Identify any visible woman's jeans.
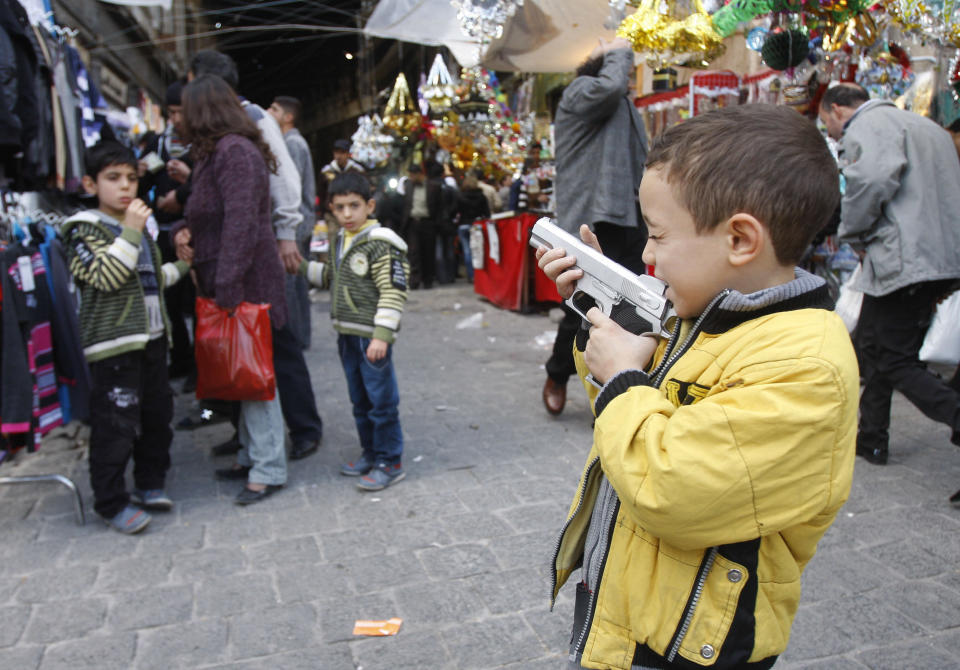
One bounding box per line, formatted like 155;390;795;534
236;393;286;485
337;334;403;466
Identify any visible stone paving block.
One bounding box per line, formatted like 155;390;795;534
15;565;97;603
38;632;136;670
932;627;960;656
275;561;355;605
318;528;388;563
348;551;431;595
466;567;549;616
497;501;567;534
136;618;228;670
523;604;573;656
134;522;205;555
455;483;523;512
203;514;273;547
351;630;453;670
0;604;30;647
874;580;960;631
62;532;139;565
778;657;870;670
171;547;247;582
228;602;317;659
315;591;399;644
441;511;514;543
781;602;861;662
0;540;68;577
201;644;354;670
812;597;925;650
374;518;454;553
247;536;321;570
108;584;193;631
392;578;487;632
0;644;42;670
94;555;172;593
855;640;959;670
23;598;106;644
416;543;500;581
175;495;245;525
0;519;42;553
444;613;546;669
800;548;899;603
234;486;308;515
869;537;955;580
487;529;557;570
0;576;22;604
266;501;338;537
195;573;277;618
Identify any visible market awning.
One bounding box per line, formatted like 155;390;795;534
364;0;617;72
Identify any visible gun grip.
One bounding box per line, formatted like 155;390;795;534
610;300;655;335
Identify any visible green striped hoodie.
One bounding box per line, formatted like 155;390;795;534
61;211;189;362
301;221;409;343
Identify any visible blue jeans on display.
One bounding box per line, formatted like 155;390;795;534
337;334;403;466
236;393;286;486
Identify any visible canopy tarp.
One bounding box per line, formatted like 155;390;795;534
364;0;616;72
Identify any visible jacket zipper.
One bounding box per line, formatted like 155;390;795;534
667;547;719;662
550;457;601;610
572;497;621;657
652;290;729;387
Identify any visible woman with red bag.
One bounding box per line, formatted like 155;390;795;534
174;75;288;505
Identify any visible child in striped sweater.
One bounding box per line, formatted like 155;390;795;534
63;142;190;534
301;172;410;491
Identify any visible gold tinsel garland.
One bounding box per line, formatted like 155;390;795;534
617;0;726;68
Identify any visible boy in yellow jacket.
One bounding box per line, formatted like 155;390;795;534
537;105;858;670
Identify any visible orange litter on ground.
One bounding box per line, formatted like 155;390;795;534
353;617;403;636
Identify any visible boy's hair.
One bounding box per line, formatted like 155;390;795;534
273;96;302;124
329;172;372;202
646;105;839;265
85;141;137;179
819;83;869;112
189;50;239;91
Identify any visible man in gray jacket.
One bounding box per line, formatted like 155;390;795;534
820;83;960;470
542;37;648;416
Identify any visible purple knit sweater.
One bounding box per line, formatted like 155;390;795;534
180;134;287;328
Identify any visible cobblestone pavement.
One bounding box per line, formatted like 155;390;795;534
1;282;959;670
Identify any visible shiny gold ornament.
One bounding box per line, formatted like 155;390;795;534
617;0;726;68
382;73;422;135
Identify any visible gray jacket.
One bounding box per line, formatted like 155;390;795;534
242;101;303;242
839;100;960;296
553;48;648;233
284;127;318;246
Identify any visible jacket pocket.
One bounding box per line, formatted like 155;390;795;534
115;295;134;327
341;285;360;313
675;553;748;666
864;218;902;282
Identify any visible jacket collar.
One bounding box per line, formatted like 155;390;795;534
843;98;893;133
700;268;833;334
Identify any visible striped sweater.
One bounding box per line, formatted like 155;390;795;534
61;211;189;362
301;221;409;343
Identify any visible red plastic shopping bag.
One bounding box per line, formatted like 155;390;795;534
194;298;276;401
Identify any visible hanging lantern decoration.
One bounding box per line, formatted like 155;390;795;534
617;0;726;68
350;114;393;168
761;27;810;70
884;0;960;47
382;73;422;136
451;0;524;41
420;54;457;114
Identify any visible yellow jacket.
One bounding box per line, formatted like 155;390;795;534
553;281;858;669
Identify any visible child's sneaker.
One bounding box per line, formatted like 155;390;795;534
356;463;405;491
130;489;174;511
340;453;375;477
103;505;151;534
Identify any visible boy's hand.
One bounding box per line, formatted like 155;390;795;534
166;159;191;184
534;224;602;299
366;338;388;362
583;307;659;385
157;190;182;214
123;199;152;233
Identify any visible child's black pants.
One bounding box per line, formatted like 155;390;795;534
88;338;173;518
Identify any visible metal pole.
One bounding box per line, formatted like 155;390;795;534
0;474;86;526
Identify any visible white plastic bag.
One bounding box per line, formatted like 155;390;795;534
919;291;960;366
834;264;863;333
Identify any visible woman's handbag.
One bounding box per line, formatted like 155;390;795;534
919;290;960;366
194;298;276;401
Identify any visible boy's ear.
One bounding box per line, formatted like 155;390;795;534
365;198;377;215
723;213;765;267
81;175;98;197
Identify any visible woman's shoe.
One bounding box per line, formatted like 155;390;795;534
234;484;283;505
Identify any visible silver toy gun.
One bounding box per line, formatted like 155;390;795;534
529;217;676;339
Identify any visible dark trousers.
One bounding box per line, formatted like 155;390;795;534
157;230;195;374
406;218;437;288
857;280;960;449
546;221;649;384
337;334;403;465
272;320;323;443
88;338;173;518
